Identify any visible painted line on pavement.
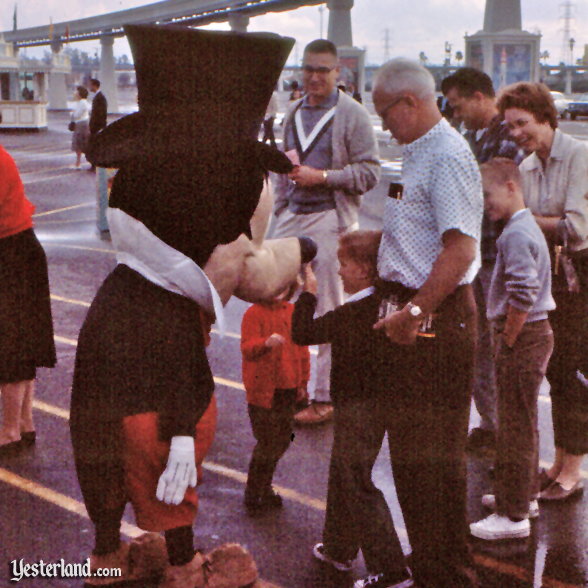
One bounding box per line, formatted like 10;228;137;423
34;202;94;218
0;467;284;587
28;395;588;588
0;467;144;539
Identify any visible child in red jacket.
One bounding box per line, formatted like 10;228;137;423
241;281;310;514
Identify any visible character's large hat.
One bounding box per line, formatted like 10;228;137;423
87;24;295;267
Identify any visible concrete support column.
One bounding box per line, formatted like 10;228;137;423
327;0;353;48
48;42;68;110
99;35;119;114
565;69;573;95
229;13;250;33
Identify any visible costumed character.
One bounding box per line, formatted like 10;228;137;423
70;24;315;588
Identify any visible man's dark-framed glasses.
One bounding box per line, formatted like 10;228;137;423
303;65;337;75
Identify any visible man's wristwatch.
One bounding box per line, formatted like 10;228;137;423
404;301;424;319
322;170;328;183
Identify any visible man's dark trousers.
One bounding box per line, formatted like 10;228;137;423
381;284;478;588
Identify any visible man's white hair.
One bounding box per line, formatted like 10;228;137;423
375;58;435;100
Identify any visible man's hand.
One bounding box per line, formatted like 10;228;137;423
265;333;286;348
302;264;318;295
156;436;197;505
288;165;327;188
374;307;420;345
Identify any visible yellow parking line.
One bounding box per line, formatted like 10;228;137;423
34;203;94;218
0;467;143;539
51;294;91;307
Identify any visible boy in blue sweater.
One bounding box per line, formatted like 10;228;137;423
470;158;555;541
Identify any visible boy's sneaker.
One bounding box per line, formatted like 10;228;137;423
312;543;352;572
481;494;539;519
470;513;530;541
353;570;414;588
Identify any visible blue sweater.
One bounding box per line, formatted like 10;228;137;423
487;208;556;322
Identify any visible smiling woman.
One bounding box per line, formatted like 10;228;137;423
498;81;588;503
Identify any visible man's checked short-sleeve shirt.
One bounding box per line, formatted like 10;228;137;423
378;117;483;289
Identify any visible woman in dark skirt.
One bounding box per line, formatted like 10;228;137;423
0;144;56;454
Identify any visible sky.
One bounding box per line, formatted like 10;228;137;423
1;0;585;66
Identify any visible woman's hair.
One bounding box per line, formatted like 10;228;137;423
77;86;89;99
338;230;383;279
497;82;558;129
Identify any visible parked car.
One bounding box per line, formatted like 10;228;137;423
567;93;588;120
550;91;570;119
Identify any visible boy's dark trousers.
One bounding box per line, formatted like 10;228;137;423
493;319;554;519
322;396;407;579
246;388;297;499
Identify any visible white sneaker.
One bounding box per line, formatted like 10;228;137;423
481;494;539;519
470;513;530;540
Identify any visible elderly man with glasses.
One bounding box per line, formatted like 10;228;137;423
273;38;380;426
372;58;483;588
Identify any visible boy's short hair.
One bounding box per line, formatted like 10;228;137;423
480;157;522;189
338;230;382;279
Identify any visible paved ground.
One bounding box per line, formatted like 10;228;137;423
0;106;587;588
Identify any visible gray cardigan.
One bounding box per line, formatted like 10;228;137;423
274;90;380;230
487;208;556;323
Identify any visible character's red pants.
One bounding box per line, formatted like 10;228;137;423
122;395;217;531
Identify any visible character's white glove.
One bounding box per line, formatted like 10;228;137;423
156;436;197;505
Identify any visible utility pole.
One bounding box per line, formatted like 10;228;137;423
560;1;575;65
319;4;325;39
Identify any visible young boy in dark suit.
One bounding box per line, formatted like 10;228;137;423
292;230;413;588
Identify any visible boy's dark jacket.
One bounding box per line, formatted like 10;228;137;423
292;292;393;404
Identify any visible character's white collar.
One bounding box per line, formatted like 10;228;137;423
107;208;225;334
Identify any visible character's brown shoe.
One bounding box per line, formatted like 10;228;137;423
293;402;333;426
159;552;206;588
85;542;130;585
128;533;169;582
200;543;259;588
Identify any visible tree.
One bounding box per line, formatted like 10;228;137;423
541;50;550;66
418;51;428;65
455;50;463;66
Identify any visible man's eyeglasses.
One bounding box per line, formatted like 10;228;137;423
378;95;407;120
302;65;337;75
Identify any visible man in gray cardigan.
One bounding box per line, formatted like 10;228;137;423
273;39;380;425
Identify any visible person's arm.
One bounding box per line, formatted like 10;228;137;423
499;229;539;346
531;144;588;247
291;266;338;346
374;229;477;344
289;100;380;195
241;307;274;360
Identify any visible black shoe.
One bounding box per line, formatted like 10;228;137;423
244;488;283;515
466;427;496;452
